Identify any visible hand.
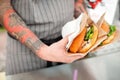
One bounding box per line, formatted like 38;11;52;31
36;36;85;63
74;0;87;18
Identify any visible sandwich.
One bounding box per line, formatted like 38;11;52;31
69;16;99;53
100;20;116;45
97;13;117;46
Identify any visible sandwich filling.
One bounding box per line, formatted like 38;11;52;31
78;24;98;53
100;25;116;46
84;26;94;41
81;25;94;48
107;25;116;37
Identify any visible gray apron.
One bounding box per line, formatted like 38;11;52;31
6;0;74;75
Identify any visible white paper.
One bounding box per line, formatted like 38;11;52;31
86;0;118;24
61;13;109;55
86;3;106;23
62;13;84;50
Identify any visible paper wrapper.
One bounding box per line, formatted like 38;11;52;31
91;14;120;53
86;3;106;23
62;13;88;50
62;13;109;56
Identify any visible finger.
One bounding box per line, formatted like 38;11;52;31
66;51;87;56
79;4;87;14
58;34;71;46
67;53;85;56
65;55;85;63
74;10;81;18
71;54;85;59
59;37;68;46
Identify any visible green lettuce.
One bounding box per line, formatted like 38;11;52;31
107;25;116;37
84;26;94;41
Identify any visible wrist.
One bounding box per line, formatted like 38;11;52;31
35;43;49;58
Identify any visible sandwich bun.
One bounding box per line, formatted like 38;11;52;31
78;24;98;53
69;23;98;53
69;27;87;53
101;20;116;45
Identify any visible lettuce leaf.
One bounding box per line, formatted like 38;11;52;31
84;26;94;41
107;25;116;37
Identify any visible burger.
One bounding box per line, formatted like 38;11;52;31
69;17;99;53
99;20;116;46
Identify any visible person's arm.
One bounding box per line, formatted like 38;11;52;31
74;0;87;18
0;0;84;63
0;0;44;54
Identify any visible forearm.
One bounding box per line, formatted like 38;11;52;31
0;0;46;54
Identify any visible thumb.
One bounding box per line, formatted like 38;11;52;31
79;4;87;14
58;36;69;46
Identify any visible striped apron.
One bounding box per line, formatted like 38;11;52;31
6;0;74;75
